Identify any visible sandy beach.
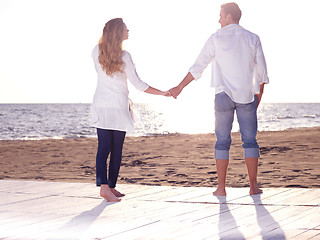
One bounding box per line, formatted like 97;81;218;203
0;127;319;189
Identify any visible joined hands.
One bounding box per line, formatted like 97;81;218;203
162;90;172;97
167;72;194;99
160;86;182;99
161;87;182;99
168;86;183;99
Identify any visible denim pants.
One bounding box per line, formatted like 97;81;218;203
214;92;259;160
96;128;126;187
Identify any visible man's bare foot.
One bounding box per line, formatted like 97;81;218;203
213;188;227;196
110;188;125;197
100;186;121;202
249;187;263;195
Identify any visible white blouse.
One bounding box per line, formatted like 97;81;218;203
91;45;149;132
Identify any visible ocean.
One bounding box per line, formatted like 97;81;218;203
0;103;320;140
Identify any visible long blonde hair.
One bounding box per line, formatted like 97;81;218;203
98;18;125;75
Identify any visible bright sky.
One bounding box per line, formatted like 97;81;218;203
0;0;320;104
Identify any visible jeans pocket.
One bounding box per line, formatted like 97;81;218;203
215;92;234;112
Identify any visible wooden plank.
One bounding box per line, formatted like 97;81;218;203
119;185;176;200
189;187;261;204
159;188;214;203
279;188;320;206
1;215;74;239
131;186;196;201
244;206;315;239
167;204;222;223
253;188;311;206
225;187;291;205
0;180;320;240
0;198;102;236
283;208;320;230
290;229;320;239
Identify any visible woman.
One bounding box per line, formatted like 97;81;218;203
91;18;170;202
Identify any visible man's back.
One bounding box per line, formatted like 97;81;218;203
189;24;268;104
211;24;262;103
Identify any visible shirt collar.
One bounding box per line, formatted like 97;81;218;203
223;24;241;29
217;24;243;33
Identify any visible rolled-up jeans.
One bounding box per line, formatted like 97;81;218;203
214;92;259;160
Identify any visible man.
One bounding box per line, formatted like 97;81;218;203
169;2;269;196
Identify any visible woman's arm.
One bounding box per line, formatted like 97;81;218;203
144;87;171;96
123;52;170;97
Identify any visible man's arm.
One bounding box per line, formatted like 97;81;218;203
254;37;269;108
169;37;215;99
256;83;265;108
169;72;194;99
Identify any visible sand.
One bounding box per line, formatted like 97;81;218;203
0;127;319;188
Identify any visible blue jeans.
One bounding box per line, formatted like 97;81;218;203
96;128;126;188
214;92;259;160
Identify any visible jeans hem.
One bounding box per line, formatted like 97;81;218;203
244;148;260;158
215;150;229;160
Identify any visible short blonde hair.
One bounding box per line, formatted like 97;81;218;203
221;2;242;23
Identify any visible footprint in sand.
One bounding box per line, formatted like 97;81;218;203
35;176;46;180
260;146;292;154
121;177;144;183
84;170;94;175
285;184;308;188
174;173;187;177
132;160;147;166
122;160;147;167
80;165;92;169
167;180;177;184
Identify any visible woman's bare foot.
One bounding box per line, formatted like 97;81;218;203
110;188;125;197
100;185;121;202
249;187;263;195
213;188;227;196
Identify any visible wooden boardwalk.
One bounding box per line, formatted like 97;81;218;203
0;180;319;240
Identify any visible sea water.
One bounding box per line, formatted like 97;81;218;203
0;103;319;140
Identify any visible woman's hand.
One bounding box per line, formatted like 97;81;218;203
163;91;172;97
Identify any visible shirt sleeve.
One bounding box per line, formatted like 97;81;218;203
92;45;100;73
189;36;215;80
255;37;269;85
123;51;150;92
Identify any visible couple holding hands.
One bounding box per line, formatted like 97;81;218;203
91;2;269;202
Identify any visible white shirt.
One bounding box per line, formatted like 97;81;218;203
189;24;269;104
91;45;149;132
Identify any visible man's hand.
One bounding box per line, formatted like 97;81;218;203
169;86;183;99
256;83;265;108
256;93;262;108
169;72;195;99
